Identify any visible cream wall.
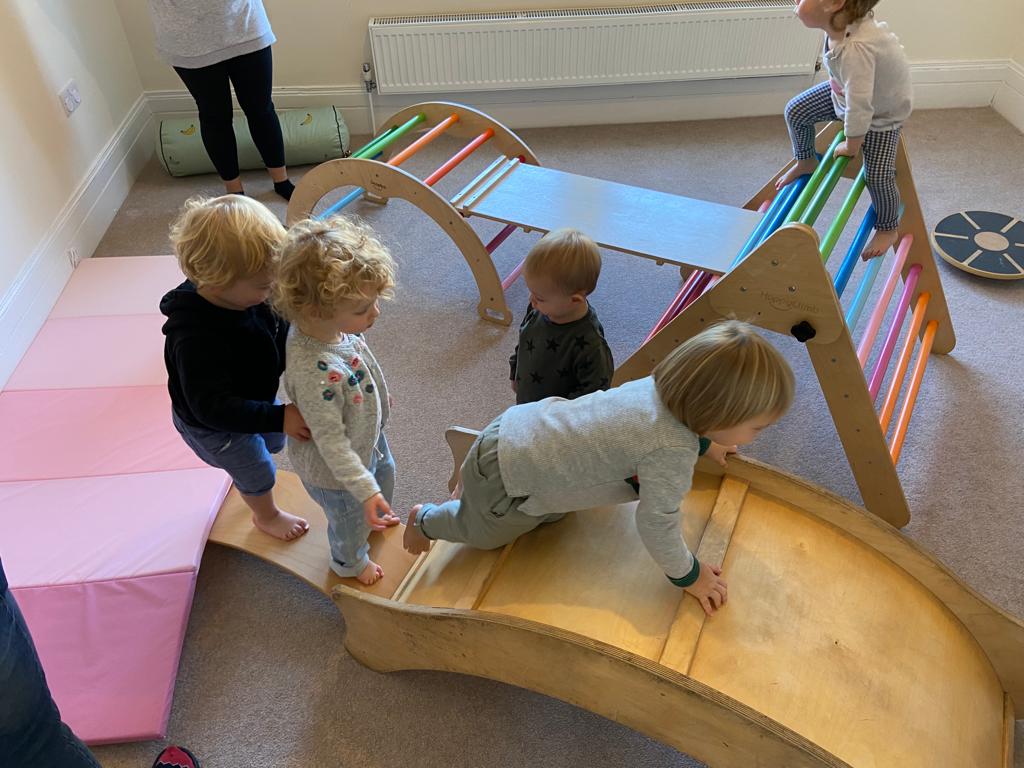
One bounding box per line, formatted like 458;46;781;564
0;0;145;381
115;0;1019;94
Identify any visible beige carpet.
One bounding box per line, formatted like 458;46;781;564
90;107;1024;767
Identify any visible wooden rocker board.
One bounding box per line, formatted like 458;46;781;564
931;211;1024;280
453;160;762;275
207;448;1023;767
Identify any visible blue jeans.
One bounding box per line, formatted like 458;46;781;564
0;560;100;768
302;433;395;578
173;410;285;496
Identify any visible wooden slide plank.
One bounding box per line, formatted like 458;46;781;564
659;476;748;674
209;470;417;600
456;162;760;275
688;490;1005;768
476;474;721;660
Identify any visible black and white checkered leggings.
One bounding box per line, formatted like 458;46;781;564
784;81;902;231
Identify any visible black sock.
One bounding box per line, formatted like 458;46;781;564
274;179;295;201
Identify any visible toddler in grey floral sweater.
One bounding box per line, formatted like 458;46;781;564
276;217;398;585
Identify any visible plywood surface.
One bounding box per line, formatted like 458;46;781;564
687;490;1005;768
475;474;721;660
458;162;760;274
209;470;417;600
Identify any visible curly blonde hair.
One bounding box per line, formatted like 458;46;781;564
524;228;602;295
170;195;286;288
274;216;396;321
653;320;795;434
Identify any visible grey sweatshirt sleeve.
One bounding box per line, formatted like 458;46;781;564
289;371;380;502
839;43;878;138
633;447;697;581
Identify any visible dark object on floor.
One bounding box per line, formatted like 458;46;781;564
152;745;201;768
931;210;1024;279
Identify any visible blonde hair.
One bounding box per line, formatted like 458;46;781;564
523;228;602;295
170;195;285;288
274;216;396;321
653;320;794;434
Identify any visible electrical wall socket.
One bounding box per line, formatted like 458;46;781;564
58;80;82;117
66;248;81;268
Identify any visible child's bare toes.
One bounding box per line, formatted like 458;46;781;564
357;561;384;585
253;510;309;542
862;229;899;260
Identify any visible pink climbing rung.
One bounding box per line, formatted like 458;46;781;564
501;260;526;291
856;234;913;367
867;263;923;400
644;271;702;343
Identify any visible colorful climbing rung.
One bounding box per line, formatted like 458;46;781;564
784;132;845;224
889;320;939;463
868;263;923;400
389;114;459;166
879;291;931;432
820;167;866;263
834;206;877;298
424;129;496;187
799;154;852;227
319;113;429;218
855;235;913;366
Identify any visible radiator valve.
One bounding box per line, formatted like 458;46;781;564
362;63;377;93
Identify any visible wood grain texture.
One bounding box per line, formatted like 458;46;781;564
332;587;848;768
288;158;512;325
659;476;748;675
209;470;417;599
457;162;760;274
689;490;1004;768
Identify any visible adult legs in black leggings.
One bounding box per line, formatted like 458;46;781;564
174;46;291;197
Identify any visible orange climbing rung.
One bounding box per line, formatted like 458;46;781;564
889;319;939;464
389;114;459;167
879;292;930;432
424;129;495;187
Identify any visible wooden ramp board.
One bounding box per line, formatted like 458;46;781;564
330;458;1023;768
208;470;418;600
453;161;762;274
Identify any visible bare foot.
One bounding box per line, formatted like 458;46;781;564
357;560;384;585
252;509;309;541
776;158;817;190
863;228;899;260
403;505;432;554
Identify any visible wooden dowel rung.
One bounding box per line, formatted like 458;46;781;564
889;319;939;463
879;292;930;432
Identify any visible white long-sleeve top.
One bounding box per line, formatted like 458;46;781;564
823;16;913;137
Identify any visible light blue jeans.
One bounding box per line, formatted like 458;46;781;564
302;433;395;578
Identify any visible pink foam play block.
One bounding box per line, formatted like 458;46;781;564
49;256;183;319
0;386;205;482
13;571;200;744
5;315;166;391
0;469;229;588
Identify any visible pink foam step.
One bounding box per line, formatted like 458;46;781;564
0;469;229;588
50;256;183;318
13;571;200;744
5;314;166;391
0;386;205;482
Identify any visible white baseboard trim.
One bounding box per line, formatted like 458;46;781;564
147;58;1015;134
0;94;154;387
993;59;1024;133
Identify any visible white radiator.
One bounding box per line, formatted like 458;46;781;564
368;2;821;94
